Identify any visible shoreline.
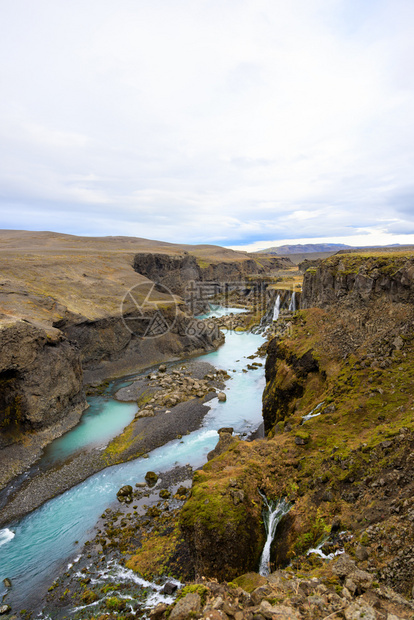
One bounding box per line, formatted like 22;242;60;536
0;360;223;528
0;334;225;496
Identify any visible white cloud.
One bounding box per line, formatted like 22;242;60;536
1;0;414;245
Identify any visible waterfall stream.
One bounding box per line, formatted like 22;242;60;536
288;291;296;312
258;495;291;576
272;294;281;321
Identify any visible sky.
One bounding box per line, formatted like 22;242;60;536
1;0;414;251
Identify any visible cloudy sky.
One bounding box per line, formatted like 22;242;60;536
1;0;414;250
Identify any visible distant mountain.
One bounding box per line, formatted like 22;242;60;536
256;243;351;255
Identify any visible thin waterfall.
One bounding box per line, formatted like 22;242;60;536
258;494;291;576
288;291;296;312
272;294;281;321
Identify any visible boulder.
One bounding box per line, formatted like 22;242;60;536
203;611;228;620
294;431;309;445
162;582;178;594
176;485;188;497
345;569;373;594
0;606;11;615
207;431;239;461
355;545;369;561
259;601;301;619
332;554;357;578
217;392;227;402
170;592;201;620
145;471;159;487
116;485;133;502
344;601;376;620
149;603;168;619
2;578;11;588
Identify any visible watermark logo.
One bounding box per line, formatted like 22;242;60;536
121;282;178;338
121;279;296;339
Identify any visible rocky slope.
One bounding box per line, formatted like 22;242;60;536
154;555;414;620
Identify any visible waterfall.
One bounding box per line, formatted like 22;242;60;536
307;538;344;560
288;291;296;312
272;294;281;321
258;495;291;576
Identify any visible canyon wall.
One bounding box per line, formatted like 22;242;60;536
301;252;414;308
133;251;294;297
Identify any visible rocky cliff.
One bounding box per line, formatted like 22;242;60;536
0;318;86;488
133;251;294;298
0;319;85;444
133;252;201;296
301;251;414;307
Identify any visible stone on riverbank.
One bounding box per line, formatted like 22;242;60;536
145;471;159;487
116;485;133;503
0;606;11;615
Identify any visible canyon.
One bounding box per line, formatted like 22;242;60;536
0;230;291;489
1;235;414;619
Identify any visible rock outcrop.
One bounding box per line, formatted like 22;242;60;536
133;251;295;299
133;252;200;296
0;319;85;446
262;340;319;432
0;318;86;488
301;252;414;308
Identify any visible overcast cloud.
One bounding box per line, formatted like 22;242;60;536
1;0;414;249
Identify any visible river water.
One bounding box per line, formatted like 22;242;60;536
0;307;266;610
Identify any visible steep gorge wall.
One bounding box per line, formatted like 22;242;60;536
264;253;414;434
0;320;85;447
133;252;294;296
301;253;414;308
133;253;200;296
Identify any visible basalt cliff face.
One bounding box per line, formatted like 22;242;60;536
0;320;85;446
301;251;414;307
133;252;201;296
133;251;293;297
173;251;414;601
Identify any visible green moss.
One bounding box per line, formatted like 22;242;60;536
196;258;212;268
104;424;136;461
293;513;330;555
137;389;155;408
105;596;126;611
233;572;267;592
80;589;98;604
176;584;208;604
